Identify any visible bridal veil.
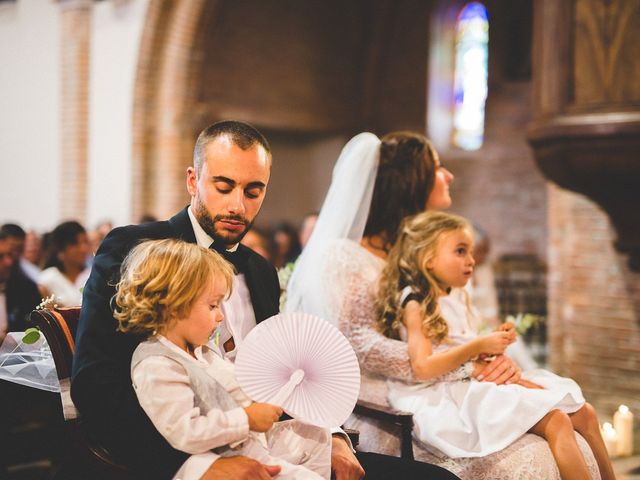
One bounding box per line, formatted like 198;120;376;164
284;132;381;326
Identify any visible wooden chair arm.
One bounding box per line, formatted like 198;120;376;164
353;399;415;460
354;400;413;428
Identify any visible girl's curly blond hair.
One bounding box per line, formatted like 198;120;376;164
114;239;234;337
376;211;473;344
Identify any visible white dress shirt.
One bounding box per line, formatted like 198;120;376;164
134;337;330;480
132;337;250;453
187;208;257;361
176;209;344;478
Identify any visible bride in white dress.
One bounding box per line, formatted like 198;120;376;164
286;131;605;479
376;211;614;480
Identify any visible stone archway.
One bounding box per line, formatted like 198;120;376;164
131;0;216;220
130;0;432;223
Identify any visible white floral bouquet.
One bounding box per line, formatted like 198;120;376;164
277;261;296;311
505;313;543;336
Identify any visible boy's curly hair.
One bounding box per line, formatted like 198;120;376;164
114;239;234;337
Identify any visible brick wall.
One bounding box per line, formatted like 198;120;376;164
59;0;91;223
445;81;548;263
549;184;640;434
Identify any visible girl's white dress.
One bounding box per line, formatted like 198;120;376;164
387;287;585;458
321;239;599;479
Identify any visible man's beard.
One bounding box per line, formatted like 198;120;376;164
193;198;253;247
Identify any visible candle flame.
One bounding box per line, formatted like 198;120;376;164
619;405;629;414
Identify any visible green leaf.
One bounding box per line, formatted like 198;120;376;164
22;327;41;345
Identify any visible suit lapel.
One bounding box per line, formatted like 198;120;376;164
168;207;197;244
238;245;277;324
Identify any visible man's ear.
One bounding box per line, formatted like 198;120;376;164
186;166;197;196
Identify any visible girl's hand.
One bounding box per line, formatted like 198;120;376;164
498;322;515;334
477;331;515;355
243;403;283;432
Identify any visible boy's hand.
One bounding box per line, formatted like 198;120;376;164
244;403;283;432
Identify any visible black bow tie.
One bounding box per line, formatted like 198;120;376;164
209;242;249;275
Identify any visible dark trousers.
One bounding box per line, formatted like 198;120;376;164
355;452;460;480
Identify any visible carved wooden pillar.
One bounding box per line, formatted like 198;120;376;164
528;0;640;270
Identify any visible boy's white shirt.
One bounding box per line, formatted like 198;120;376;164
144;209;349;478
188;208;354;441
132;337;251;480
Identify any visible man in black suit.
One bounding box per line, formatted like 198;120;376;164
71;121;459;480
0;230;41;342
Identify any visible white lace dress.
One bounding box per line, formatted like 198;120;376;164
388;287;585;458
327;239;600;480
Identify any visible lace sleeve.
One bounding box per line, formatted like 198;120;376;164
338;269;473;384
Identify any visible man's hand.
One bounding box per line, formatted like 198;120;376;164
331;435;364;480
201;456;280;480
474;354;521;385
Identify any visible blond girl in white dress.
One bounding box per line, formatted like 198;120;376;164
376;211;616;480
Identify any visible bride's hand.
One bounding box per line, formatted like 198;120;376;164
474;355;521;385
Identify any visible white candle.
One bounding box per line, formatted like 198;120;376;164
613;405;634;456
601;422;618;457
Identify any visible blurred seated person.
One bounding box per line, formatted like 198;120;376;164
298;212;318;250
1;223;41;282
0;223;26;262
38;221;90;307
271;221;301;269
88;220;114;258
22;230;43;282
470;224;537;370
469;224;499;323
240;226;274;262
0;231;41;342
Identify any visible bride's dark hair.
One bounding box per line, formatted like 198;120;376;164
362;131;438;251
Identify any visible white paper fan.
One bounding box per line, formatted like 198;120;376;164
235;312;360;428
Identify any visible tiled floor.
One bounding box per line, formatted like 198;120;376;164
613;455;640;480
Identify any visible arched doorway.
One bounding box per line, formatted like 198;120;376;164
131;0;432;225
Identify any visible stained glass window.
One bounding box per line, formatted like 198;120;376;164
452;2;489;151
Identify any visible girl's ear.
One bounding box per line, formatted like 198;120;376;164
422;251;435;270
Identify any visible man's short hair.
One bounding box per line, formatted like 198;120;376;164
193;120;271;177
1;223;26;240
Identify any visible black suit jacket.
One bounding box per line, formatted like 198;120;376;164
71;207;280;479
5;266;41;332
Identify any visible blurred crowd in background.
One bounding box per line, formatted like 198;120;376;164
0;211;318;328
